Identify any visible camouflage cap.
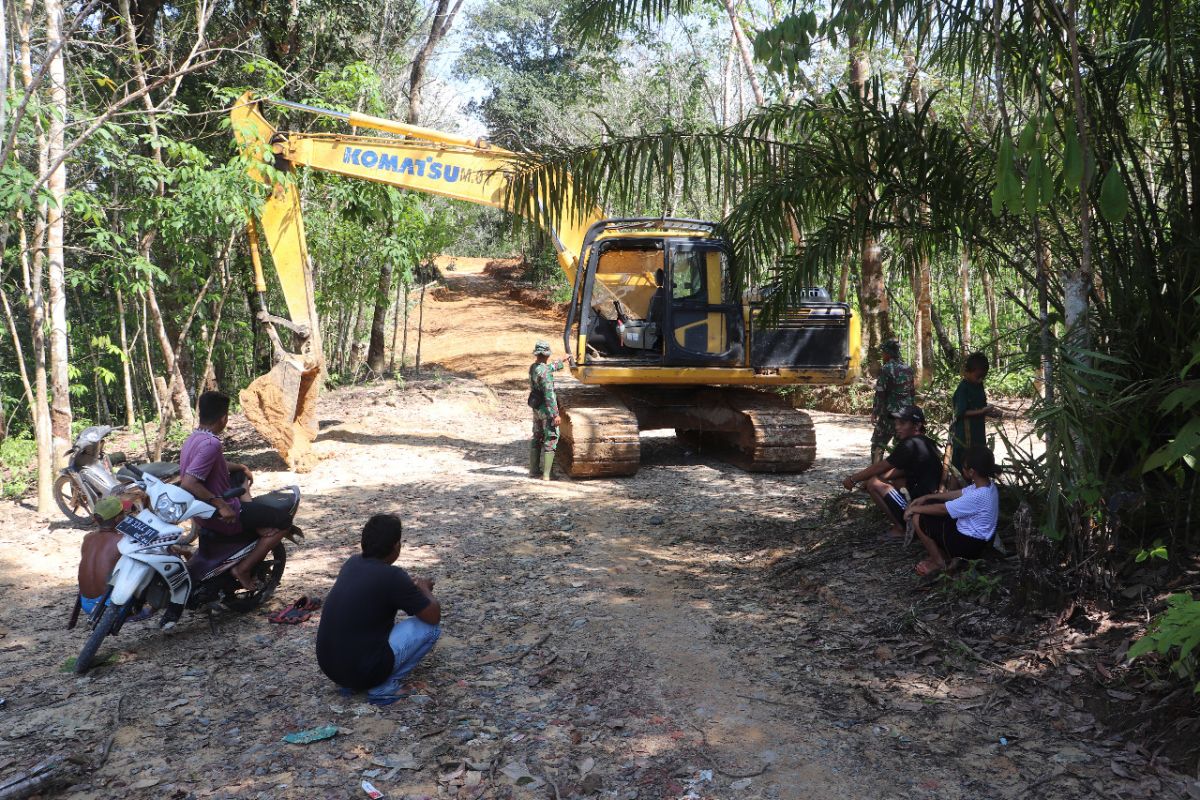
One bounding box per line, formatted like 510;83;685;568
94;495;124;522
532;340;552;355
881;339;901;356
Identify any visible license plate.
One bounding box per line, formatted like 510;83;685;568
117;515;164;546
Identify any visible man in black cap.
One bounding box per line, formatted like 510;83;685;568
842;405;942;540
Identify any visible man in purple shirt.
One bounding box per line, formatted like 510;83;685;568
180;392;291;590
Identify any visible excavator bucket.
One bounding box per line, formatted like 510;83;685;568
239;357;321;472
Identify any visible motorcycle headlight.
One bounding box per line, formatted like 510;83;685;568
154;494;187;524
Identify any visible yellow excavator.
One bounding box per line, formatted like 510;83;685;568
231;92;861;476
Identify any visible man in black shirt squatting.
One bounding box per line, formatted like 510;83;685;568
316;514;442;705
841;405;943;541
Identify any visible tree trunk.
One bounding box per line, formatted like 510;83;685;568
1035;220;1054;403
0;286;33;409
903;52;935;385
46;0;71;467
400;281;410;373
144;283;195;428
366;262;393;375
930;307;958;365
116;288;136;427
140;294;161;419
197;271;233;399
720;0;764;106
17;0;54;513
388;269;405;372
407;0;465;124
958;247;971;354
849;33;888;372
119;0;194;428
1064;0;1093;343
982;265;999;368
415;280;427;375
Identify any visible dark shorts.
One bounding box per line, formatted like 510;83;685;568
920;515;992;559
882;488;907;526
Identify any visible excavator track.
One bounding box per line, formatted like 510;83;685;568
650;389;817;473
557;385;641;478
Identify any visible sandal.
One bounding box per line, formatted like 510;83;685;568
267;606;312;625
297;595;323;612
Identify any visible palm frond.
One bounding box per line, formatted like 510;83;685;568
564;0;697;40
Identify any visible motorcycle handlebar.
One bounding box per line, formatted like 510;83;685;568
220;486;247;500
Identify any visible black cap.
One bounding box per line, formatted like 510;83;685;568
891;405;925;425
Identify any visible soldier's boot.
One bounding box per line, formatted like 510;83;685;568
541;451;555;481
529;441;541;476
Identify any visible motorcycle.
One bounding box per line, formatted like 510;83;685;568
54;425;180;526
74;467;300;674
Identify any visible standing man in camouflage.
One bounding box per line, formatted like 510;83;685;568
528;341;574;480
871;339;916;463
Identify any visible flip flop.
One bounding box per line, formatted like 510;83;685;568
267;607;312;625
285;595;323;613
298;595;323;612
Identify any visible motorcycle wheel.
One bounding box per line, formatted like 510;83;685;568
54;475;92;527
75;602;129;674
223;543;286;612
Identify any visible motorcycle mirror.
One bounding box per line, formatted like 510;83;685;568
109;451;127;465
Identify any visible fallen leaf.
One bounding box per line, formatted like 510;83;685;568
371;751;420;770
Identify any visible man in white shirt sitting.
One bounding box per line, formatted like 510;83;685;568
904;446;1000;577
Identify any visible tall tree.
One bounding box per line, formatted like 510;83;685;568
406;0;465;124
46;0;71;465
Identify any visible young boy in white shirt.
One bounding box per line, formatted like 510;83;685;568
904;446;1000;577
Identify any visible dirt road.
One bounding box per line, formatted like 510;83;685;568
0;264;1188;799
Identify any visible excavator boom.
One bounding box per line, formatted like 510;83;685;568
231;93;600;470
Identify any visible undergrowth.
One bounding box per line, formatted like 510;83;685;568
0;435;36;499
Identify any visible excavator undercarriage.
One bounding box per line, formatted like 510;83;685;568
557;385;817;478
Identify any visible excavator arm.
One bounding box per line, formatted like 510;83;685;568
230;92;601;469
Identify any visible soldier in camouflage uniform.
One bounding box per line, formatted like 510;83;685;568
871;339;916;462
528;341;573;480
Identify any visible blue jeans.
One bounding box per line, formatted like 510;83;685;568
367;617;441;699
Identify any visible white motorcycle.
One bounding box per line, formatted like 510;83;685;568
74;469;300;674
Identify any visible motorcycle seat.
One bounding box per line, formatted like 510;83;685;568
139;462;180;480
252;487;299;514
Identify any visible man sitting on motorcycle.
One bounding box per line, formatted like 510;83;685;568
180;391;291;591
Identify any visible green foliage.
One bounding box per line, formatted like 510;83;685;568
1128;594;1200;693
1098;164;1130;223
753;12;820;81
935;561;1002;602
1134;540;1168;563
0;436;36;499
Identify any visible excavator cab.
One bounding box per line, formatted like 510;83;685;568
568;219;745;367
